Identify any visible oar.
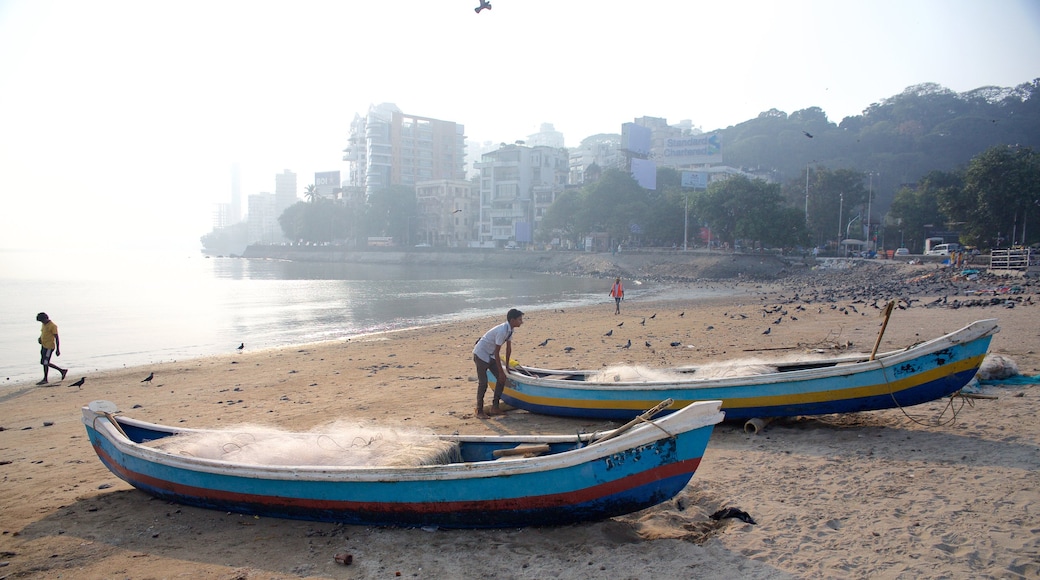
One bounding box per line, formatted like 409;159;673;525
870;300;896;361
590;398;674;444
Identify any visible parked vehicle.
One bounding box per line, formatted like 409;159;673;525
894;248;910;256
926;243;961;256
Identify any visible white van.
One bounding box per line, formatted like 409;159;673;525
926;243;961;256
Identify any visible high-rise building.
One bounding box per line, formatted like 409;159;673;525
246;192;280;244
274;169;298;214
343;103;466;199
230;162;242;224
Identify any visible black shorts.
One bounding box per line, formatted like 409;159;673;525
41;347;54;365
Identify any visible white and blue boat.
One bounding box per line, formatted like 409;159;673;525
499;319;998;422
82;399;724;529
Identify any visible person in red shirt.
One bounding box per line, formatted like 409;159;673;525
609;277;624;314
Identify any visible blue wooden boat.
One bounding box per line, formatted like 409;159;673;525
498;319;998;421
82;399;724;529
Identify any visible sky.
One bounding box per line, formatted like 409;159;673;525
1;0;1038;253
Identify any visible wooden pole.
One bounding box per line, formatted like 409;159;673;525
591;398;674;444
870;300;896;360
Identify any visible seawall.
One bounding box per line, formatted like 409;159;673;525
240;245;800;282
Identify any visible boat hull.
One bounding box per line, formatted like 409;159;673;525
500;319;998;421
84;401;723;528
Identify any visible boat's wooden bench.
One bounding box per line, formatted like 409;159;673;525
493;443;550;460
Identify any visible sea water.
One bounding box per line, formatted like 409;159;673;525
1;248;692;386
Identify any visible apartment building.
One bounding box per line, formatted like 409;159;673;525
475;144;569;247
343;103;466;199
414;179;479;247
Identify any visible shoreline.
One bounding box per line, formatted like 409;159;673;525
1;274;1038;578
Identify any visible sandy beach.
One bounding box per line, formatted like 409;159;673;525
2;262;1039;579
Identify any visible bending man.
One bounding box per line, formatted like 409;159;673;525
473;308;523;418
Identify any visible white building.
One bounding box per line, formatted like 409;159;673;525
414;179;479;247
343;103;466;199
475;144;569;247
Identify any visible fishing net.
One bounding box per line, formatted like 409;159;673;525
148;420;461;467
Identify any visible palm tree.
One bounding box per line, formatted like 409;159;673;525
304;184;320;203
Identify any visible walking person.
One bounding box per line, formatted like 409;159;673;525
36;312;68;385
473;308;523;419
609;276;625;314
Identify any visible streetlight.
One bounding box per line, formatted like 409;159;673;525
837;192;843;247
845;213;861;256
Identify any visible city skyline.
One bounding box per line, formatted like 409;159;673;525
2;0;1038;253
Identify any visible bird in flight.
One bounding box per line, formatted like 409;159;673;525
451;209;462;214
141;372;154;384
803;131;814;138
69;377;86;388
474;0;491;13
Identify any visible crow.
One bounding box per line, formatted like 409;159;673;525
563;346;575;353
141;372;154;384
670;341;682;347
237;343;244;350
640;318;645;326
451;209;462;214
762;328;771;335
474;0;491;13
803;131;814;139
622;339;632;349
679;311;685;317
649;313;656;319
605;329;613;337
645;341;652;347
69;377;86;388
617;321;624;327
537;338;551;347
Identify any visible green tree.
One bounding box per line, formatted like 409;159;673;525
365;185;418;243
583;168;648;246
886;170;953;251
949;145;1040;248
692;175;804;248
800;167;869;248
304;184;320;203
278;200;353;244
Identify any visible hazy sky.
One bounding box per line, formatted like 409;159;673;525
1;0;1037;253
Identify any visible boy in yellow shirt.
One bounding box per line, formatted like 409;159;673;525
36;312;68;385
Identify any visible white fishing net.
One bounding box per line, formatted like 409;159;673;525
148;420;462;467
587;360;778;383
976;353;1019;381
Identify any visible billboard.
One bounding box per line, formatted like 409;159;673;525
680;171;709;189
630;158;657;190
621;123;652;156
315;171;341;197
658;133;721;166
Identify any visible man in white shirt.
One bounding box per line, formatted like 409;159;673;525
473;308;523;418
